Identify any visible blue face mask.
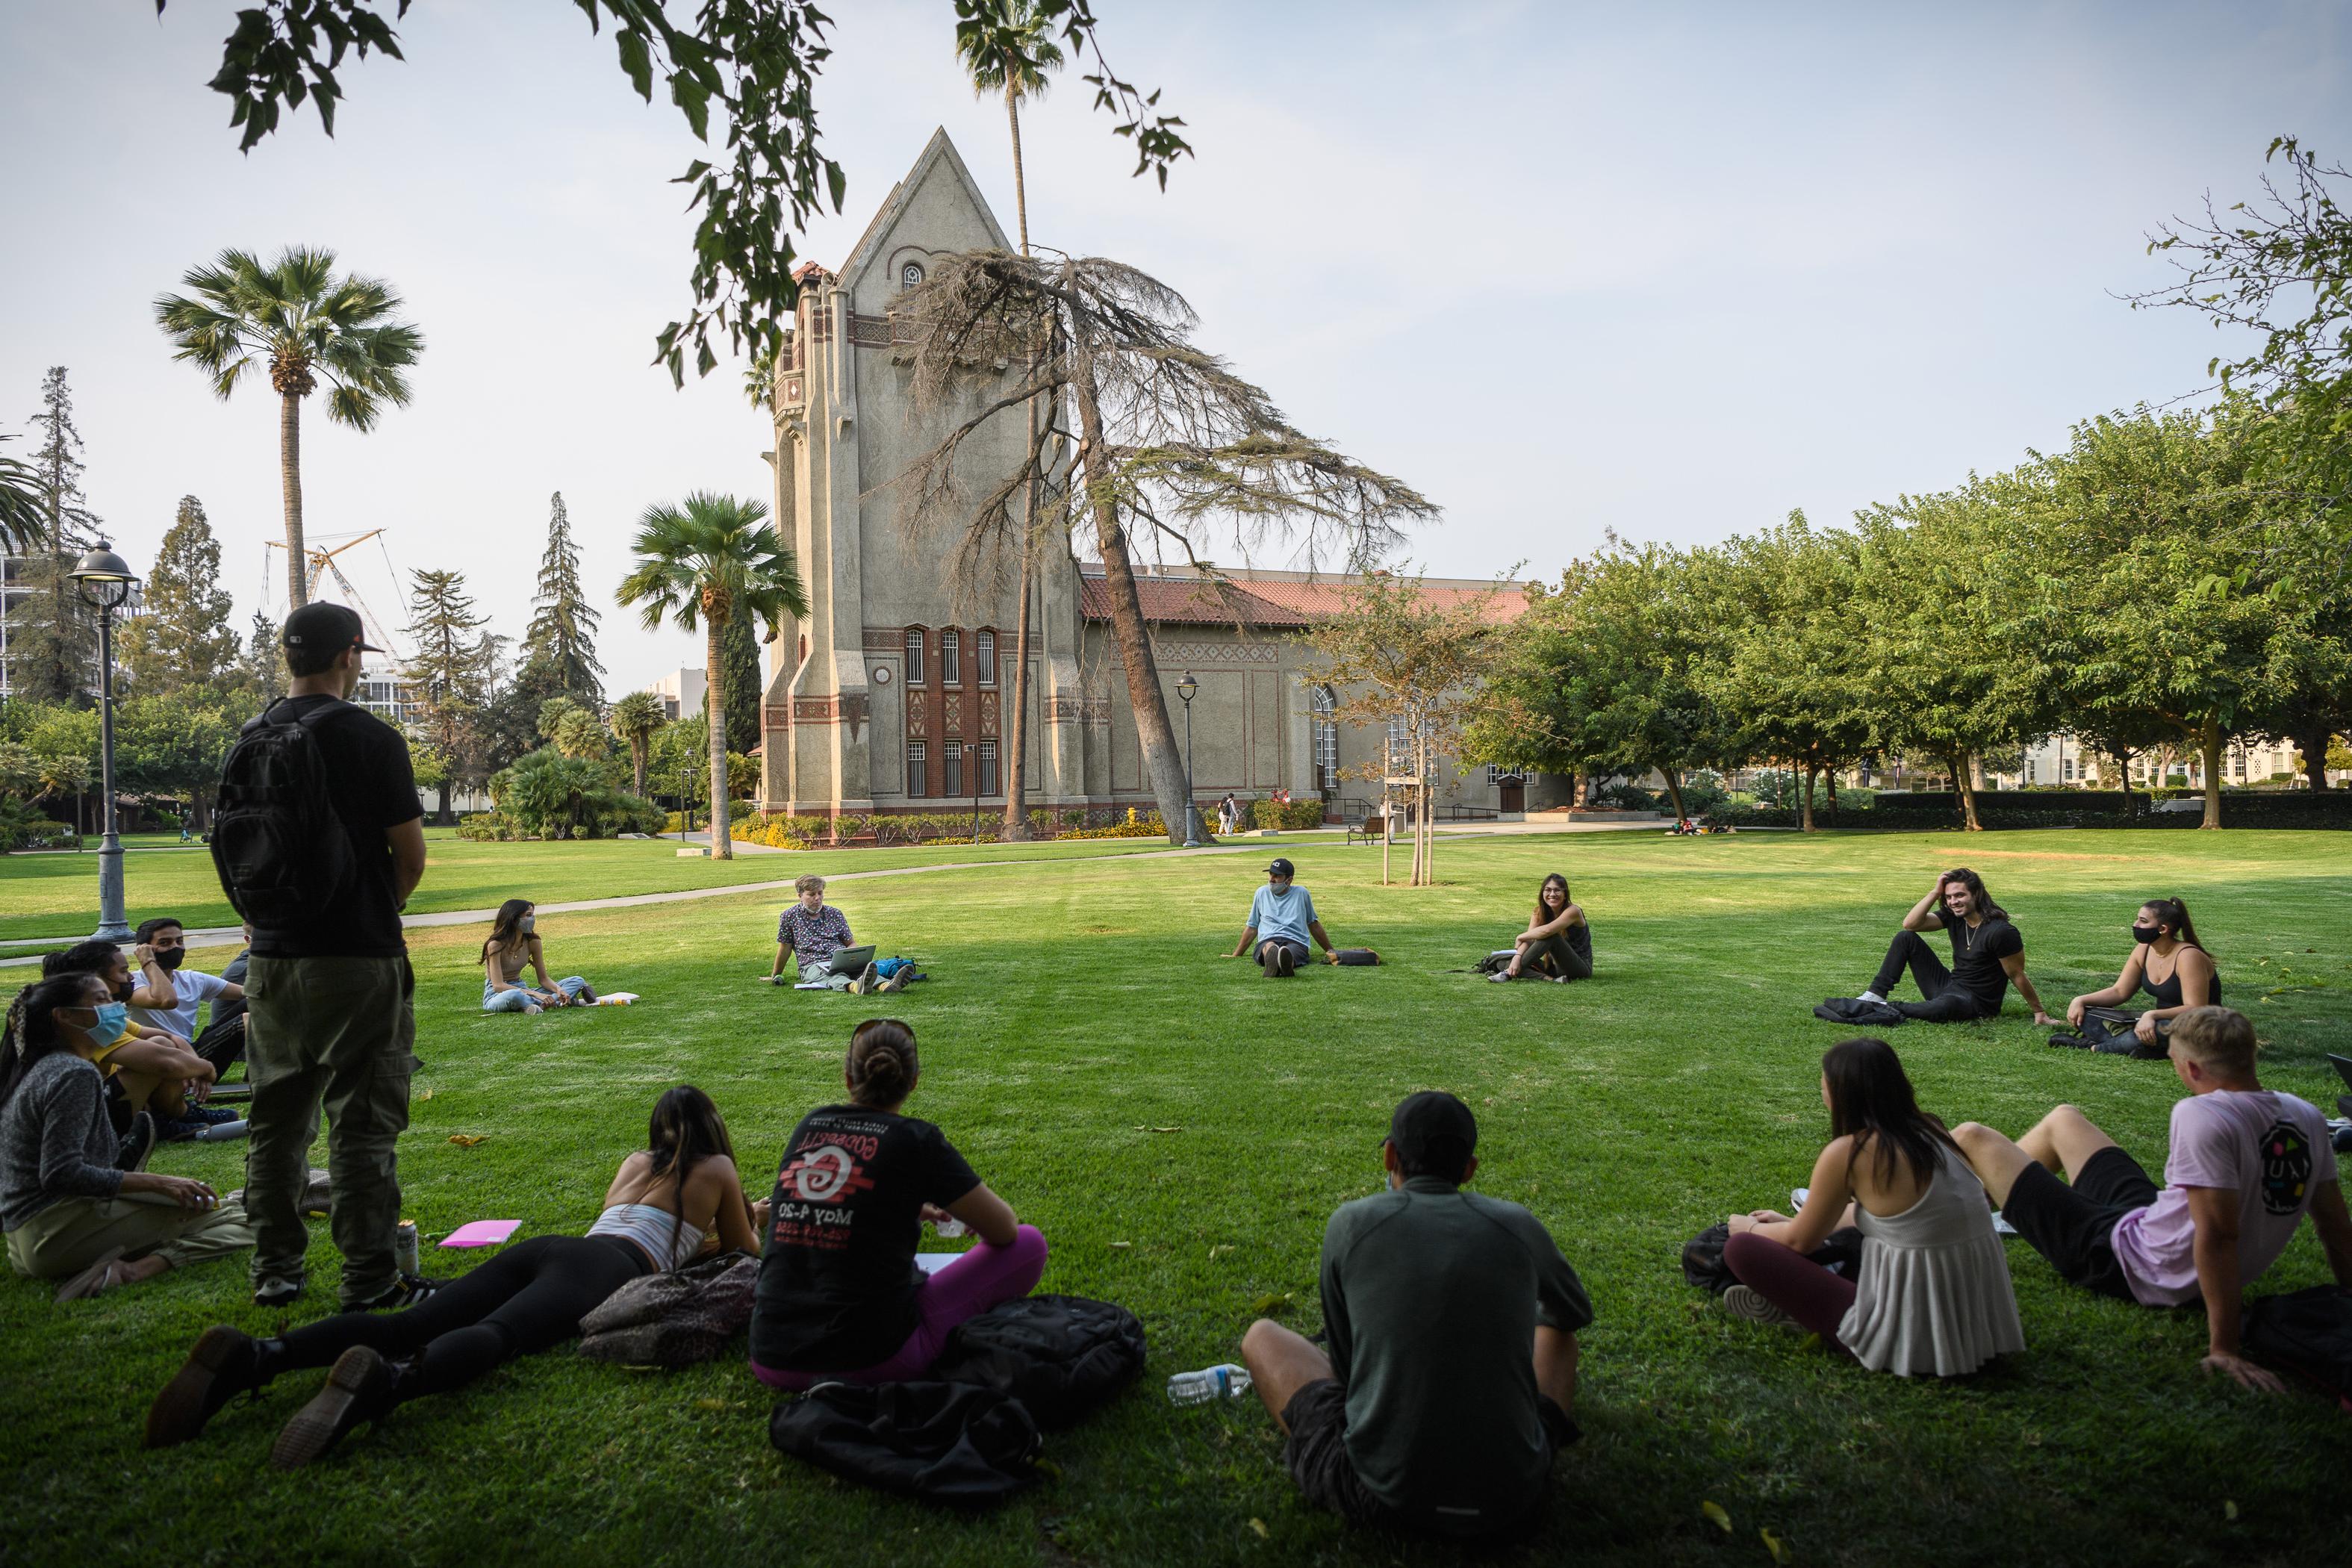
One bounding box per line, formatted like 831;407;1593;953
83;1002;130;1045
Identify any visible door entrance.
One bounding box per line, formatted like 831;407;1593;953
1498;778;1525;813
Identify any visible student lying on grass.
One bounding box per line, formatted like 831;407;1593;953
1954;1005;2352;1393
479;900;600;1013
750;1018;1045;1390
1852;868;2055;1025
143;1084;765;1466
2050;896;2220;1054
1489;873;1593;983
1721;1037;2024;1375
1239;1091;1590;1542
1;973;254;1301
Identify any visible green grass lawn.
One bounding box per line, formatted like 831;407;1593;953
4;829;2350;1568
0;827;1210;942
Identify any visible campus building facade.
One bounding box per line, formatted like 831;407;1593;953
754;131;1561;822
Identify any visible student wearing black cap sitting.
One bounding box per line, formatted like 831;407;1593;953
1239;1091;1593;1540
1223;858;1338;977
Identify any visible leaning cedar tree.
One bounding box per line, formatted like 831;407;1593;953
888;251;1440;846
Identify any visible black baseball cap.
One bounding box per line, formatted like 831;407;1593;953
1266;857;1295;877
281;602;382;655
1387;1089;1478;1172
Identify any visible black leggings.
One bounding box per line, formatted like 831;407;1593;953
274;1234;651;1399
1869;930;1992;1022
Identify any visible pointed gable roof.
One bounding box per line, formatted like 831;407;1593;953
839;128;1012;293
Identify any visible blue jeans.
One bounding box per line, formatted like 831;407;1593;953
482;977;589;1012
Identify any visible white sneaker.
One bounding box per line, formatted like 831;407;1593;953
1855;991;1885;1005
1722;1285;1796;1329
1488;970;1513;983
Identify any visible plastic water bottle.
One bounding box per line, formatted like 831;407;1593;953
1166;1363;1252;1404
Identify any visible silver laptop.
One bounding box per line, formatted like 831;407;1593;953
825;945;876;976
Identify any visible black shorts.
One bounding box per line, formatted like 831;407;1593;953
2000;1146;2159;1301
1280;1379;1575;1539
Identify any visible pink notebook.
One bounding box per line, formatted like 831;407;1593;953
439;1220;521;1248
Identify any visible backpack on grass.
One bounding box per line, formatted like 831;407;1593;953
932;1294;1146;1430
1681;1221;1866;1295
768;1381;1040;1506
2244;1286;2352;1410
211;699;356;928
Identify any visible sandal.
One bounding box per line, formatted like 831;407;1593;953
55;1247;133;1303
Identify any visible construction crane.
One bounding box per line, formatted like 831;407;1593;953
262;531;412;663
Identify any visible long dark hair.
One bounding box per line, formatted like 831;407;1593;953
847;1018;920;1107
2140;897;2206;953
1532;874;1571;930
479;900;534;965
1822;1037;1960;1190
2;974;105;1109
1939;868;2006;922
645;1085;747;1270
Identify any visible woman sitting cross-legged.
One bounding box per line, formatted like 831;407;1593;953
750;1018;1048;1390
1720;1036;2025;1377
1490;873;1593;983
480;899;598;1013
2051;897;2220;1056
143;1085;765;1466
1;974;255;1301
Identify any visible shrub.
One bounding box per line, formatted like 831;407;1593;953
488;748;667;840
1587;781;1661;812
1244;797;1327;830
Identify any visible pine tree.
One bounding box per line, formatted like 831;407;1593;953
405;567;498;821
719;612;762;756
121;496;240;694
241;612;285;703
519;492;604;704
4;369;102;706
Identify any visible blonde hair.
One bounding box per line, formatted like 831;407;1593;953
794;874;827;896
2168;1006;2256;1077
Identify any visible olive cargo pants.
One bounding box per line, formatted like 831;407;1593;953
244;955;418;1306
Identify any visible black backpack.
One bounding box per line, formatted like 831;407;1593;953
1681;1221;1866;1294
768;1381;1040;1506
211;699;357;927
931;1294;1147;1430
2244;1287;2352;1408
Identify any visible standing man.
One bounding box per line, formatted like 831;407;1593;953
1854;868;2055;1025
234;603;429;1311
1226;857;1339;977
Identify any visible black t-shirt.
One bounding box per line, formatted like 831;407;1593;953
246;696;421;960
750;1104;982;1372
1944;915;2023;1010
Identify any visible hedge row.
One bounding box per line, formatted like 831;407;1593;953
1867;790;2352;830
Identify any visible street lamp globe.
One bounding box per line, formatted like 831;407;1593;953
1176;672;1198;706
69;543;137;609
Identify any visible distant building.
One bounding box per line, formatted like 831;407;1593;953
2012;732;2336;789
649;668;707;723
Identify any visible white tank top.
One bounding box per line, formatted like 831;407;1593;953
587;1201;706;1269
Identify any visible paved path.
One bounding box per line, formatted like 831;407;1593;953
0;819;1661;965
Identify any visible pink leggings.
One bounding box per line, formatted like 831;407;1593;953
750;1225;1048;1392
1722;1231;1855;1352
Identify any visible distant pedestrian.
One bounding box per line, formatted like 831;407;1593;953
1219;794;1240;836
219;603;429;1311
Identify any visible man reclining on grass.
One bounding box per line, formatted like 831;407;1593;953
1953;1005;2352;1393
1239;1092;1590;1540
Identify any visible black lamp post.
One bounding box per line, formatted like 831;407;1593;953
1175;671;1201;847
69;543;138;942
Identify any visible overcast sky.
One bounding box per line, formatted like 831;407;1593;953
4;1;2346;697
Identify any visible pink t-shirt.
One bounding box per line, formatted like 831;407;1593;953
2109;1089;2337;1307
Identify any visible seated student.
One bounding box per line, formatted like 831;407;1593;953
1852;868;2055;1025
41;942;234;1139
1225;857;1340;977
1239;1092;1591;1542
126;916;245;1064
749;1019;1046;1390
765;874;900;995
1;974;255;1301
479;900;598;1014
1953;1006;2352;1393
2053;897;2221;1054
1720;1037;2024;1376
1490;874;1592;983
143;1084;764;1464
190;924;254;1078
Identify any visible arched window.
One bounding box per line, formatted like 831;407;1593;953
901;261;925;290
1312;685;1339;792
975;629;997;686
942;628;961;685
904;628;926;684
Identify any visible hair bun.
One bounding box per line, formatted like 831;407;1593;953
847;1020;920;1106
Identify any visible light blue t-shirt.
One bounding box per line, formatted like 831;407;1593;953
1247;884;1318;948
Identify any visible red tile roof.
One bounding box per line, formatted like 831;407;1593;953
1077;573;1531;629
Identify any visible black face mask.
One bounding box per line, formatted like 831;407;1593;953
111;976;136;1002
155;948;186;971
2131;924;2162;945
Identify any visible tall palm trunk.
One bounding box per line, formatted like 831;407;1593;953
707;618;734;859
1074;359;1192;844
280;391;308;609
1000;81;1038;839
630;741;649;798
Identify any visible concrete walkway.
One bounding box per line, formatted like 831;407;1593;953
0;818;1661;966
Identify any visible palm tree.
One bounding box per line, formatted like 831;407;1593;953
154;247;423;611
616;493;806;859
0;435;44;555
955;1;1063;836
612;690;666;798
